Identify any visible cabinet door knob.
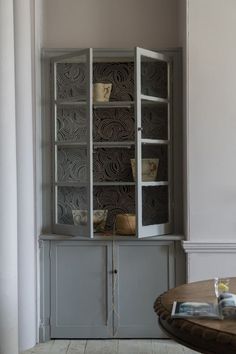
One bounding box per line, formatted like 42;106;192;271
138;127;143;132
113;269;118;274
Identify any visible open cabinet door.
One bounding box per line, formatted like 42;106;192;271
51;49;93;237
135;47;172;238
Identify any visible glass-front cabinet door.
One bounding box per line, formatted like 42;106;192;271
49;47;173;238
51;49;93;236
135;47;172;237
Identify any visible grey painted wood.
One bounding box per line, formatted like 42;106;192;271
39;234;184;241
50;241;113;338
40;239;183;340
135;47;173;238
114;241;175;338
39;241;51;342
51;49;93;237
174;240;186;286
41;54;53;234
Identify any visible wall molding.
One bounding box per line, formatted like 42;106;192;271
182;241;236;253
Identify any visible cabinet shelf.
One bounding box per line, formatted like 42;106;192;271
55;141;87;147
55;100;86;106
55;182;87;187
141;94;169;104
55;141;136;148
55;181;168;187
94;181;135;186
141;138;170;145
93;141;135;148
141;181;168;187
55;181;136;187
55;100;135;108
93;101;134;108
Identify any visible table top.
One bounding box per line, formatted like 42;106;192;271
154;278;236;354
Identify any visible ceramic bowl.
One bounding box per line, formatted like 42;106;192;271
130;158;159;182
72;209;108;232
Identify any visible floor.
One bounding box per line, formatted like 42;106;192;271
22;340;198;354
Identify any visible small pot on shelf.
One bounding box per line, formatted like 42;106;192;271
115;213;136;235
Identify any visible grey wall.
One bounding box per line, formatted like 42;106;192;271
183;0;236;281
42;0;179;49
187;0;236;241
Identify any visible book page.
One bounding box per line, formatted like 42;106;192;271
171;301;220;319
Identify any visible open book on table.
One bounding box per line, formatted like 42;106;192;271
171;292;236;319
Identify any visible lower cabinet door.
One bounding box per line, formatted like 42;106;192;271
50;241;113;338
114;241;175;338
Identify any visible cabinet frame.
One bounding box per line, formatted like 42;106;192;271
51;49;93;237
47;48;173;238
135;47;173;237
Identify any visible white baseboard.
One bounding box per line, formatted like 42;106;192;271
182;241;236;282
182;241;236;253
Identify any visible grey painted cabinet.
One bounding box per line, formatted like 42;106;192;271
40;239;179;340
40;47;184;341
114;241;174;338
50;241;113;338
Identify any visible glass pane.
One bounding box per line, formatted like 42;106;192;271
141;144;168;182
141;103;168;140
93;62;134;101
56;186;87;232
57;147;87;183
141;56;168;98
93;107;134;142
93;147;135;182
93;186;135;234
55;55;87;101
142;186;169;226
53;52;90;234
56;105;87;143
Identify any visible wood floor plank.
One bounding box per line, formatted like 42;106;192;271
49;340;70;353
67;340;86;354
30;340;55;353
118;339;153;354
85;340;118;354
152;339;197;354
22;339;199;354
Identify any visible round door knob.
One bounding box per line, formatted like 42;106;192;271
113;269;118;274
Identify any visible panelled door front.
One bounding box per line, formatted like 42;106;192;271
50;241;112;338
114;241;175;338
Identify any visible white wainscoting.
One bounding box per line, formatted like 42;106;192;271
182;241;236;282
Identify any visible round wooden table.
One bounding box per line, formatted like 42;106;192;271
154;278;236;354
